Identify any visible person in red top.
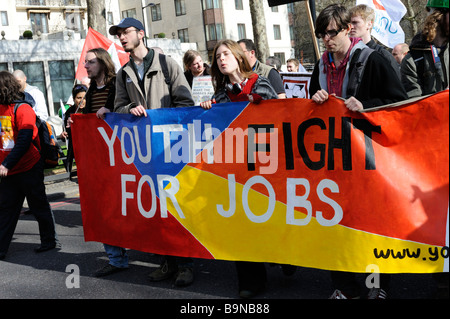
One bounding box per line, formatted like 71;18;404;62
0;71;58;260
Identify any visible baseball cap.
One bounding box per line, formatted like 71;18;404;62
109;18;144;36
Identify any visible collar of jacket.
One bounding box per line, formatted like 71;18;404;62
129;47;155;78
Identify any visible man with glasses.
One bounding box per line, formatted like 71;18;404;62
237;39;286;99
310;4;406;112
309;4;407;299
109;18;195;287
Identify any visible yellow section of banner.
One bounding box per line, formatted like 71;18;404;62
166;164;446;273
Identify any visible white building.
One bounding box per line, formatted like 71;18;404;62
0;0;293;117
122;0;293;67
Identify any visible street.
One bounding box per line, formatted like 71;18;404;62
0;177;445;312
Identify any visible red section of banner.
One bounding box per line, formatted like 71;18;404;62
71;116;214;258
75;28;129;81
191;93;449;247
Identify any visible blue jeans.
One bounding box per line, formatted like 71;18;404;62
103;244;128;268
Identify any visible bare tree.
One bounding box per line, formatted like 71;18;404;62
249;0;270;62
86;0;107;36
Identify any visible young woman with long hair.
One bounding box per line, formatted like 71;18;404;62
200;39;277;109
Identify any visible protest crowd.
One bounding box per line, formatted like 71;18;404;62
0;0;448;300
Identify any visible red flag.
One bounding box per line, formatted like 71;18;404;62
75;27;129;81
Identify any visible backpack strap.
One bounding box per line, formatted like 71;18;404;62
346;47;374;97
121;53;172;99
13;102;41;151
159;53;172;100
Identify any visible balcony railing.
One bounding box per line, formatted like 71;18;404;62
16;0;87;8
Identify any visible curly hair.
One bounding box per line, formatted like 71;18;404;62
210;39;254;92
0;71;23;105
423;9;448;42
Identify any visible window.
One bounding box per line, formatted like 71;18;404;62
49;60;75;115
1;11;8;26
203;0;221;9
29;0;45;4
271;6;279;12
30;12;49;34
13;61;48;110
274;52;285;65
237;24;246;39
206;24;223;41
151;4;162;21
0;63;7;71
235;0;243;10
107;12;114;25
63;0;81;5
66;10;82;31
175;0;186;16
273;25;281;40
287;3;294;13
177;28;189;43
122;9;137;19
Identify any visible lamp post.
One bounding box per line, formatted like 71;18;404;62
142;1;155;47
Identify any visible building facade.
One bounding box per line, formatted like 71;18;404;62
0;0;122;117
131;0;293;66
0;0;294;117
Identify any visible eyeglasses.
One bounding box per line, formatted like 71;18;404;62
116;28;139;38
316;28;343;39
84;58;98;66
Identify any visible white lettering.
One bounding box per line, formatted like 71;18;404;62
286;178;312;226
316;179;343;226
242;175;275;223
121;174;136;216
98;126;118;166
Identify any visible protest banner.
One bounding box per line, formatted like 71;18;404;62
280;72;312;99
72;91;449;274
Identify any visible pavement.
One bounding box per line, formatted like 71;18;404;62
1;173;448;308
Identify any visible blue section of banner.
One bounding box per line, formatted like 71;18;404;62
103;102;248;196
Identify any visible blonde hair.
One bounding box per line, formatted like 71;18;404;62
183;50;202;71
350;4;375;23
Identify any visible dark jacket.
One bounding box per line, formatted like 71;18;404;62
366;39;401;80
310;42;407;109
401;33;449;98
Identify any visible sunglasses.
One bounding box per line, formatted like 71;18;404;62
316;28;343;39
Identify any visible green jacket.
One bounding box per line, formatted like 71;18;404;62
114;50;194;113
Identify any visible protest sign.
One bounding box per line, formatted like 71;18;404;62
280;72;312;99
191;76;215;105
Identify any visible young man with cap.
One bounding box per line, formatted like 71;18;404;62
109;18;195;287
